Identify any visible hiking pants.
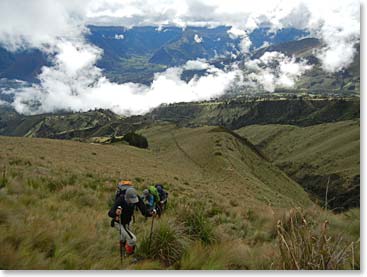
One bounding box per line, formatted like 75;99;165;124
115;223;136;247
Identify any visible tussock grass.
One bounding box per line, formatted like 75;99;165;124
137;218;188;266
177;202;216;244
276;208;359;270
179;241;251;270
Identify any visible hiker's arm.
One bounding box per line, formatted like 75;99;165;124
136;196;152;217
108;198;122;218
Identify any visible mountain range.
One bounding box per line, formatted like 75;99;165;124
0;26;307;84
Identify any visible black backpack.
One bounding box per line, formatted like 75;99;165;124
155;184;168;201
115;184;133;201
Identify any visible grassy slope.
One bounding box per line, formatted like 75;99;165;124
149;99;360;130
139;124;311;208
0;124;359;269
236;120;360;209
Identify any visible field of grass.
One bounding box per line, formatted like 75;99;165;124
0;123;360;269
236;120;360;211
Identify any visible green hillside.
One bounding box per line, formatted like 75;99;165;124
0;124;359;269
149;98;360;129
0;108;150;140
1;98;359;140
236;120;360;211
293;47;360;94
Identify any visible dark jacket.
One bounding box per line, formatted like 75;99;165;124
108;195;151;226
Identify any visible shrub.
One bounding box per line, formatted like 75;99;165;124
137;218;187;266
178;203;216;245
46;180;64;192
123;132;148;149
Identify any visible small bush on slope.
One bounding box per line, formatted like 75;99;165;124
123;132;148;149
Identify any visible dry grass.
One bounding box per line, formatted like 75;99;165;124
276;208;359;270
0;126;360;269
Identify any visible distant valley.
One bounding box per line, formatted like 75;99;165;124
0;26;308;85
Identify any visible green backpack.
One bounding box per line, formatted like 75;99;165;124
148;185;160;203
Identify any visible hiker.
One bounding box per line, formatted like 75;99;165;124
142;189;156;211
146;185;164;216
108;187;156;256
155;184;168;211
114;179;133;201
110;179;134;228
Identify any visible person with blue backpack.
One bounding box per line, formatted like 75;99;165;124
108;183;156;257
142;184;169;216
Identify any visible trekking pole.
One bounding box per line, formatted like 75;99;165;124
118;213;123;265
148;215;155;254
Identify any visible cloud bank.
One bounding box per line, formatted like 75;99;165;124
9;46;241;115
0;0;360;115
244;52;313;92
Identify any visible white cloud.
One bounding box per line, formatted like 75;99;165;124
227;26;252;54
8;40;241;115
183;60;210;70
0;99;9;106
194;34;203;43
245;51;313;92
114;34;124;40
239;36;252;54
0;0;89;51
155;26;164;32
227;27;247;39
260;41;270;49
11;65;240;115
0;0;360;115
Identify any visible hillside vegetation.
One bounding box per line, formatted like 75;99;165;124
149;98;360;129
0;98;359;140
236;120;360;211
0;123;359;269
0;108;151;139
